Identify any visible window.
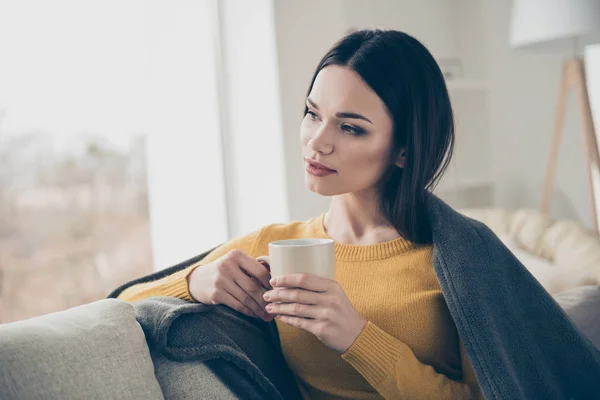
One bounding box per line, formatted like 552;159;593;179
0;0;228;322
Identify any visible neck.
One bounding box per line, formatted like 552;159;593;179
325;192;400;245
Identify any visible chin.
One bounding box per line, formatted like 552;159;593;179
304;174;341;196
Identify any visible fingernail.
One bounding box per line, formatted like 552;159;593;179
266;304;273;311
263;292;271;301
269;278;276;285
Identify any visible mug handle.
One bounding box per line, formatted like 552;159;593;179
256;256;271;272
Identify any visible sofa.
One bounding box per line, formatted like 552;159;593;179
1;209;599;399
0;298;245;400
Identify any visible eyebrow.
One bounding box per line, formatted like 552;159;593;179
306;97;373;125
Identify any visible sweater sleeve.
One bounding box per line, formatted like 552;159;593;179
117;227;264;303
341;322;483;399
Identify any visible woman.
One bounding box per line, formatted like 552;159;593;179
120;29;478;399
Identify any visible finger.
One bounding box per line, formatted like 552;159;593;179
270;273;330;292
233;251;272;290
225;277;271;321
266;302;323;319
257;259;271;272
217;289;260;319
232;268;270;310
276;315;322;336
263;288;321;305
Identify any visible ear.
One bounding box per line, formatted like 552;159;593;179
395;148;406;168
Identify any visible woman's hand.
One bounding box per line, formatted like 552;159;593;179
188;249;273;322
263;274;367;354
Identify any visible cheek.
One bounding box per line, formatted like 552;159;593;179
343;143;390;179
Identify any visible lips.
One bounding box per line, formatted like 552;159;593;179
305;158;336;172
305;158;337;178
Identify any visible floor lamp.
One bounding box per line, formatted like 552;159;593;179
511;0;600;234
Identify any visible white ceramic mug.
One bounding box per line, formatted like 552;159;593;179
256;238;336;280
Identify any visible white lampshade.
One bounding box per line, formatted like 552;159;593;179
510;0;600;50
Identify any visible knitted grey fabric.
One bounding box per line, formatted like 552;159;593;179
133;296;302;400
427;193;600;399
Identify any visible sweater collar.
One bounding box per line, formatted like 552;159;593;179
308;213;416;261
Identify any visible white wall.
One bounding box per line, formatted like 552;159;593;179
589;46;600;129
218;0;289;236
342;0;456;59
484;1;596;228
150;0;290;267
144;0;229;270
585;44;600;222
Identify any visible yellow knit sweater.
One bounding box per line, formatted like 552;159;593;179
119;214;481;399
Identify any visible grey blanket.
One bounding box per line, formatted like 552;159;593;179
133;296;302;400
427;194;600;399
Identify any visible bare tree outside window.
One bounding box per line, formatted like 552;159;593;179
0;129;152;323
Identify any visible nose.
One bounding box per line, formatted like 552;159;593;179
308;124;334;155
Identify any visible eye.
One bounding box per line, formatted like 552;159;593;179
306;110;319;121
341;124;366;136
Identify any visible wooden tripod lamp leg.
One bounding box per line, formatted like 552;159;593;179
541;60;570;215
541;57;600;235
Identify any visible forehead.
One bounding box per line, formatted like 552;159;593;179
308;65;390;122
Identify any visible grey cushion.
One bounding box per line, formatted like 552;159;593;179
554;286;600;349
150;348;238;400
0;299;164;400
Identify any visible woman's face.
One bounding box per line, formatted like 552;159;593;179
301;65;397;197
